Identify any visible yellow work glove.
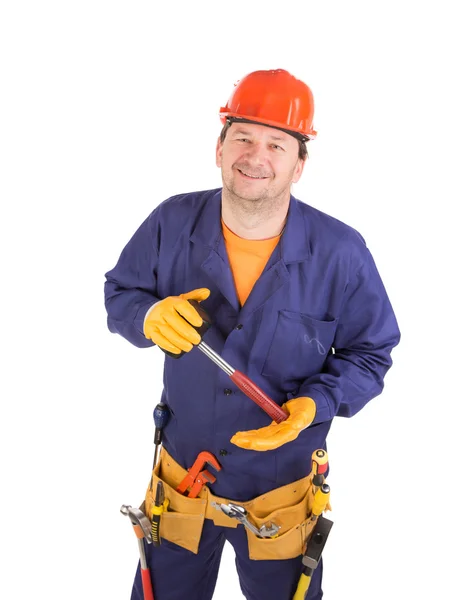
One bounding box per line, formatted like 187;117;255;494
230;397;316;451
144;288;210;354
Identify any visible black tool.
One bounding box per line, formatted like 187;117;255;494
161;299;211;358
152;403;169;466
293;515;334;599
149;402;170;490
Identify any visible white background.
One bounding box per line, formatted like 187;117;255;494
1;1;473;599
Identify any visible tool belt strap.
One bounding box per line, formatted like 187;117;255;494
149;447;314;530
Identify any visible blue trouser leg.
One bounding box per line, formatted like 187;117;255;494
225;523;323;600
131;519;226;600
130;519;323;600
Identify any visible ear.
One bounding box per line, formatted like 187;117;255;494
292;158;305;184
216;138;223;168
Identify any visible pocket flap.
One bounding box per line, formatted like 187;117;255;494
144;468;206;554
247;516;318;561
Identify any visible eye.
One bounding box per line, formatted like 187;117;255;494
271;144;284;151
238;138;250;143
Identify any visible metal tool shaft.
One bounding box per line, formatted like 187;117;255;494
198;342;234;375
198;341;287;423
212;502;280;538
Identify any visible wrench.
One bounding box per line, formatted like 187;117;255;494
212;502;280;538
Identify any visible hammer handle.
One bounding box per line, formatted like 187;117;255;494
230;370;288;423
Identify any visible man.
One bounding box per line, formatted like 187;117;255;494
104;69;400;600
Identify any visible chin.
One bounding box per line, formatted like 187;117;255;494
233;188;269;202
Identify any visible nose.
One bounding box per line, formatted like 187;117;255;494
242;141;268;164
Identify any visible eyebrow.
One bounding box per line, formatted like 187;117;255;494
232;128;286;142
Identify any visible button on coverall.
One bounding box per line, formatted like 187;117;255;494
104;189;401;600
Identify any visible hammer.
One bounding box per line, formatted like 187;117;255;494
121;505;154;600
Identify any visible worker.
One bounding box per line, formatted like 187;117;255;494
104;68;400;600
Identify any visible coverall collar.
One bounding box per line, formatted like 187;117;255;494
190;189;310;313
190;189;310;265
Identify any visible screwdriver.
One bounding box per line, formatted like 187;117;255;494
152;402;170;468
311;484;331;520
149;402;170;490
310;450;331;520
311;449;328;490
163;299;288;424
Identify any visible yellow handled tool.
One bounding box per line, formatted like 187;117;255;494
310;449;331;519
311;449;328;491
292;515;333;600
311;483;331;520
151;481;169;547
293;449;333;600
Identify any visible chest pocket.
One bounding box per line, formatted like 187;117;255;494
261;310;338;384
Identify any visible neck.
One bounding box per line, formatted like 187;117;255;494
221;190;290;240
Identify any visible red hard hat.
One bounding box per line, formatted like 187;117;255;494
219;69;317;140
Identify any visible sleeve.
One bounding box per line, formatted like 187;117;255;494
297;240;401;423
104;206;162;348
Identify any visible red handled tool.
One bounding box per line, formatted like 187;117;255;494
164;300;288;423
198;343;288;423
120;505;155;600
311;449;328;489
310;449;331;519
176;451;221;498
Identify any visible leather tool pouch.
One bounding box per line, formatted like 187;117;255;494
143;447;320;560
144;453;206;554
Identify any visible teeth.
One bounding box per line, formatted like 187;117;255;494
240;170;264;179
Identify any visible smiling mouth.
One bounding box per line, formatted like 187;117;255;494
237;169;269;180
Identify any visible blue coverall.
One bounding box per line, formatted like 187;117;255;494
104;189;400;600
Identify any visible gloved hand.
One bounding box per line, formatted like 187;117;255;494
144;288;210;354
230;397;316;451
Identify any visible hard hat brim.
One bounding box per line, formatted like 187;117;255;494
219;111;317;141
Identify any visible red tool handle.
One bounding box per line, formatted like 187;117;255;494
230;370;288;423
141;567;154;600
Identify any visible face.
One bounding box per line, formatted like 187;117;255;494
216;122;305;204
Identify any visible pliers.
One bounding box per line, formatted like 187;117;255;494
151;481;169;547
176;451;221;498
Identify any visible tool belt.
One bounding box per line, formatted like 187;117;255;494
142;447;319;561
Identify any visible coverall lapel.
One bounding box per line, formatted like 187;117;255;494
190;190;240;311
190;191;310;316
238;195;310;320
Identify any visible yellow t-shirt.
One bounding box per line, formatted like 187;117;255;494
221;219;282;306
